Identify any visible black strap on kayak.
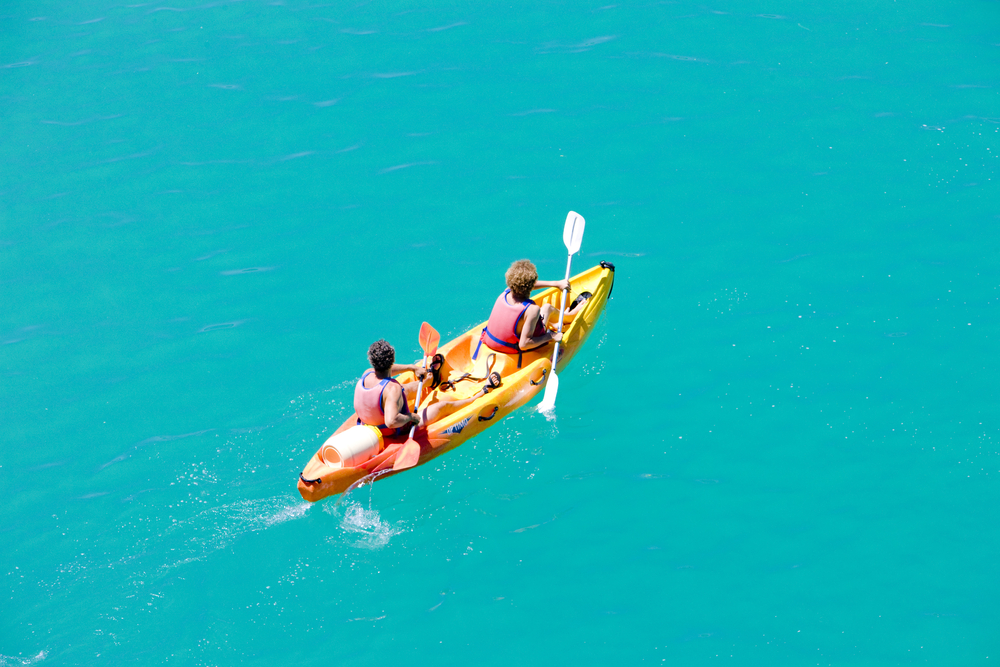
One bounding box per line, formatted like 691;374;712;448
299;472;322;485
441;354;496;391
600;260;616;297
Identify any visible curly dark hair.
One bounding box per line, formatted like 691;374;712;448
367;339;395;374
505;259;538;300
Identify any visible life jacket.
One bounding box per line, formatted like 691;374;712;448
475;289;544;367
354;370;411;437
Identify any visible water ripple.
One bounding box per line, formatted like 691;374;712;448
198;320;246;332
427;22;467;32
41;114;122;126
220;266;275;275
378;161;438;174
511;108;556;116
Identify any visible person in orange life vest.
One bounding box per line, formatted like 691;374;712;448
355;339;498;437
479;259;590;361
354;339;424;437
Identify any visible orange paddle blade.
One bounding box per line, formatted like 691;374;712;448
365;443;401;473
419;321;440;357
392;440;421;471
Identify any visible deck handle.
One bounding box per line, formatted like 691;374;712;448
478;406;499;422
299;472;322;485
530;368;548;386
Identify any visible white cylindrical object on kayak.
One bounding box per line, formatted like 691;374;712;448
320;425;383;469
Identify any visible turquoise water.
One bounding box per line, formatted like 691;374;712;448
3;0;999;663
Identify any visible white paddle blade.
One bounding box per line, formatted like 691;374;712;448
563;212;586;255
538;371;559;413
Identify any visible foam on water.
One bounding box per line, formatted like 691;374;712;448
157;495;311;572
336;502;405;550
323;474;407;550
0;652;47;667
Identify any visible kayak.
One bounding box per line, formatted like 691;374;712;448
296;261;615;501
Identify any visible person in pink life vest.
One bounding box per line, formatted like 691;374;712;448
355;339;497;437
475;259;591;368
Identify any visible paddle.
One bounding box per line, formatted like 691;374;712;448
393;321;440;471
538;211;586;414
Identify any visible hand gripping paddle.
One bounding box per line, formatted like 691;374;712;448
538;211;586;414
393;321;440;471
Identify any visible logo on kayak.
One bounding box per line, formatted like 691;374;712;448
443;416;471;435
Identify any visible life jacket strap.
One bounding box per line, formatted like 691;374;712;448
483;326;521;352
476;327;523;369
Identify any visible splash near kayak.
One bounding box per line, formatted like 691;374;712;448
297;260;615;502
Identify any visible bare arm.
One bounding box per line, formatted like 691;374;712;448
389;362;423;377
533;279;569;291
382;383;420;429
519;304;562;350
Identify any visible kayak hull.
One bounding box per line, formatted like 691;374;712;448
297;261;614;501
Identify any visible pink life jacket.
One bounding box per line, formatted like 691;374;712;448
477;289;545;366
354;370;410;437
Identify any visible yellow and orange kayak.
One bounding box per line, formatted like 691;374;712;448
296;261;615;501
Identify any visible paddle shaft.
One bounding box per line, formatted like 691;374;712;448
407;356;428;439
548;252;574;371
